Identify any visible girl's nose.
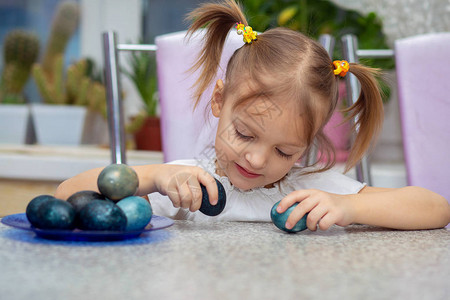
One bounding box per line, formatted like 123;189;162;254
244;146;269;170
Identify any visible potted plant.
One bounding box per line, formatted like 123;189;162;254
0;29;40;144
30;0;107;146
123;47;162;151
32;55;107;145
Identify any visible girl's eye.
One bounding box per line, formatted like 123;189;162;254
276;148;293;160
234;129;253;141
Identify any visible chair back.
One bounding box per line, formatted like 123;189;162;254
341;34;395;185
395;32;450;201
155;30;244;162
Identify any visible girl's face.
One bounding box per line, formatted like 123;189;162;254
211;79;307;190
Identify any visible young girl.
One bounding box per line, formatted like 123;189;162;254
55;0;449;230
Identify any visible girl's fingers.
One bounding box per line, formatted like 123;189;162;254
317;213;335;231
166;171;199;209
164;167;218;211
166;172;190;207
187;176;202;212
166;186;181;208
284;196;319;230
197;171;218;205
177;181;193;209
276;190;311;213
304;205;328;231
278;189;344;231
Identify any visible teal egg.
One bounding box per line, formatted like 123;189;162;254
26;194;54;227
270;201;308;233
116;196;153;231
78;200;127;231
67;190;107;214
97;164;139;201
67;190;109;228
35;198;76;230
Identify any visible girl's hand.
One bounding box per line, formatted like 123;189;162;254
153;164;218;212
276;189;357;231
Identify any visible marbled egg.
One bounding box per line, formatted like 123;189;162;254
97;164;139;201
67;190;109;228
270;201;308;233
34;198;76;230
67;190;107;213
78;200;127;231
116;196;152;231
26;194;55;227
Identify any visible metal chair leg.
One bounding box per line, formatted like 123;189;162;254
103;31;127;164
341;34;372;185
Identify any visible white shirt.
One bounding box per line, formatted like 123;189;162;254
148;159;365;222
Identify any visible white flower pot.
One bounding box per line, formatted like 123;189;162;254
30;104;87;145
0;104;32;144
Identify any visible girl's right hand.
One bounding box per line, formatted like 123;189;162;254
153;164;219;212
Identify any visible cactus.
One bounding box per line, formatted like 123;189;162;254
88;81;107;118
31;1;106;116
66;58;90;106
32;55;107;116
41;0;80;78
32;55;65;104
0;30;40;104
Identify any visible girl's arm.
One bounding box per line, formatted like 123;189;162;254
277;186;450;231
352;186;450;229
55;167;104;200
54;164;219;212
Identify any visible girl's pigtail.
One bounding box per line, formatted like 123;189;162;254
342;64;384;172
186;0;247;108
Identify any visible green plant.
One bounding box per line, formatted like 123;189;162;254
32;55;107;116
41;0;80;78
122;48;159;133
32;0;81;104
30;0;107;116
242;0;391;57
0;30;40;104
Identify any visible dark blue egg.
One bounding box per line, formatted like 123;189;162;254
78;200;127;231
67;190;108;228
116;196;152;231
270;201;308;233
35;198;76;230
97;164;139;201
67;190;106;214
26;194;55;227
199;179;226;216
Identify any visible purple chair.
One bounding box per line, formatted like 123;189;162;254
395;32;450;202
155;30;244;162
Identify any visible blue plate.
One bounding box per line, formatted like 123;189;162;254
1;213;174;241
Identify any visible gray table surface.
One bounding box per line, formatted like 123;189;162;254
0;217;449;300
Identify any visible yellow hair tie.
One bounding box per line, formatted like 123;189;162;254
235;22;257;44
333;60;350;77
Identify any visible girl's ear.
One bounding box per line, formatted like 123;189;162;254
211;79;224;117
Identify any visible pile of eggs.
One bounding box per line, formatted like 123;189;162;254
26;164;152;232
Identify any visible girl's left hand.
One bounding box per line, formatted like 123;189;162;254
276;189;357;231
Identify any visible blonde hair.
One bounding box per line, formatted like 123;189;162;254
187;0;383;173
